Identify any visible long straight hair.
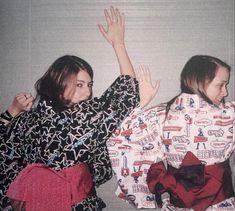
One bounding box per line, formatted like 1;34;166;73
165;55;231;117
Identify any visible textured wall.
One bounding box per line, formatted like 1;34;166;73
0;1;234;210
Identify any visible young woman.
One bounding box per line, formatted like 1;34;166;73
0;6;144;211
108;55;235;210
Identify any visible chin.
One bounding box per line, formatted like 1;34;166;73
214;101;221;106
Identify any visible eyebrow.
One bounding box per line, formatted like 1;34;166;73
219;80;228;83
77;80;94;83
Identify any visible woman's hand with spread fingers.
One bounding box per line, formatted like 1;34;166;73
136;66;160;108
98;6;125;46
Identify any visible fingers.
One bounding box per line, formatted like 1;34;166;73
121;13;125;30
24;95;34;106
153;80;161;94
98;6;125;46
17;93;33;103
98;6;121;42
110;6;117;22
104;9;112;25
135;65;151;82
97;24;108;41
25;101;33;111
103;6;122;25
14;92;34;110
110;6;122;24
113;8;125;28
115;8;121;23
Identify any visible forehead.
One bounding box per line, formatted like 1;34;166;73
213;66;230;82
76;69;92;82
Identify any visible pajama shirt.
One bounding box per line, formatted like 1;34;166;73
108;93;235;210
0;75;139;211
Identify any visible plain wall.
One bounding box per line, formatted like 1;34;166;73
0;1;234;211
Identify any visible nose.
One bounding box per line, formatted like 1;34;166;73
222;85;228;97
84;85;92;99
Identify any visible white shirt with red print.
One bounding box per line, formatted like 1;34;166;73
107;93;235;210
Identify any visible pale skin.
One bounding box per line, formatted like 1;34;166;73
135;65;160;108
205;66;230;105
0;92;34;126
63;70;94;106
98;6;135;77
8;92;34;116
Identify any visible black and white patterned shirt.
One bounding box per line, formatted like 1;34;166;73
0;75;139;211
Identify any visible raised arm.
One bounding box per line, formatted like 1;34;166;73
98;6;135;77
0;92;34;126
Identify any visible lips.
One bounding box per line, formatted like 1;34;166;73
215;97;224;105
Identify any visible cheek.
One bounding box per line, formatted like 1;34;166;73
63;86;75;101
72;88;88;102
205;86;216;98
71;90;81;102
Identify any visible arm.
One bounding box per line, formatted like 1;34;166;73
0;92;34;126
98;6;135;77
135;66;160;108
0;92;32;210
96;7;140;144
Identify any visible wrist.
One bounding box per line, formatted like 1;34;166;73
113;42;125;48
0;110;14;124
8;104;21;117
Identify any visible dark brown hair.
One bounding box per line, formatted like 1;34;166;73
35;55;93;111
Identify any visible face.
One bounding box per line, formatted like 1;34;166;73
205;66;230;105
63;70;93;106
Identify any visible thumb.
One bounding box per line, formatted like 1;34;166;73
98;24;110;43
153;80;160;97
25;102;33;111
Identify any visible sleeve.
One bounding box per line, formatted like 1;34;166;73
106;105;165;209
0;121;7;136
0;116;25;210
92;134;113;186
0;110;14;135
97;75;139;142
91;75;139;186
232;102;235;152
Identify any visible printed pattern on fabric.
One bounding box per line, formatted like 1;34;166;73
107;104;165;209
0;75;139;211
108;93;235;210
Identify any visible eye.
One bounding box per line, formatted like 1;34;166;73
88;82;93;88
216;83;223;88
76;83;83;88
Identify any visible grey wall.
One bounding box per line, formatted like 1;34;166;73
0;1;234;211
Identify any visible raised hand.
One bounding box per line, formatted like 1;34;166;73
135;66;160;108
8;92;34;117
98;6;135;77
98;6;125;46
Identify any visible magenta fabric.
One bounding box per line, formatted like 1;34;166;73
6;163;93;211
